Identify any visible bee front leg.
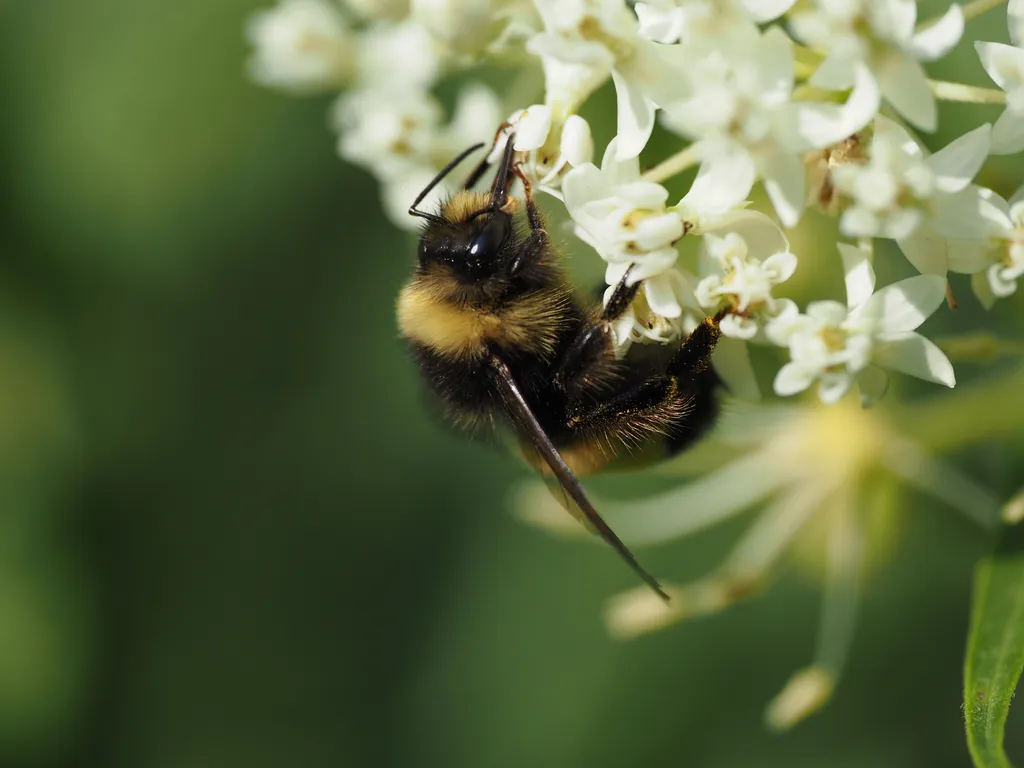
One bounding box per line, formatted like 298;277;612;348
508;165;552;275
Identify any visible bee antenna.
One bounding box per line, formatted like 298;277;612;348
487;132;517;212
408;142;486;225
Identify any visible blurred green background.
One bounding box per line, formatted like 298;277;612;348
1;1;1024;767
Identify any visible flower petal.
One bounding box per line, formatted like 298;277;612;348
948;240;996;274
976;42;1024;90
896;224;949;275
612;69;657;161
856;274;947;332
701;209;789;259
1012;0;1024;47
763;250;798;282
971;270;998;309
644;273;683;318
739;0;795;22
837;242;876;308
628;248;680;281
774;362;815;397
877;52;936;131
991;107;1024;155
807;300;849;324
788;63;880;150
927;123;990;194
908;3;964;61
513;104;552;151
760;148;806;227
756;26;796;106
720;313;759;339
680;150;756;217
931;185;1008;241
874;332;956;387
562;163;610;216
809;51;855;90
817;373;852;404
600;138;641;186
560;114;594;166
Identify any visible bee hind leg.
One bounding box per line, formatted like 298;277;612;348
560;312;723;457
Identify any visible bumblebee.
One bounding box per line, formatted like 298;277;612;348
397;135;722;600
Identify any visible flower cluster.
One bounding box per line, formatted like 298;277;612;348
245;0;1024;407
246;0;1022;730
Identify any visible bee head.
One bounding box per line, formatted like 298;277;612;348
417;201;515;283
409;135;521;285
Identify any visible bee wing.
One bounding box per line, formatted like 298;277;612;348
490;357;669;602
540;474;595;531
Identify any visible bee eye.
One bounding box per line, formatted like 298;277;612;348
468;212;510;259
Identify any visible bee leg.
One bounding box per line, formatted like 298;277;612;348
664;314;722;454
508;165;552;275
553;268;639;397
563;313;723;455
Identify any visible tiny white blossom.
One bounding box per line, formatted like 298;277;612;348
527;0;666;159
831;117;991;273
245;0;354;92
334;83;501;229
334;88;443;179
633;0;795;44
947;186;1024;306
353;18;442;91
657;24;880;226
493;107;594;196
976;42;1024;155
563;140;686;317
410;0;525;53
789;0;964;131
768;243;955;405
693;225;797;340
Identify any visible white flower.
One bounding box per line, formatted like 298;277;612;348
768;243;955;405
353;18;442;91
563;140;687;318
343;0;410;20
527;0;666;159
411;0;506;53
334;88;444;179
492;106;594;197
976;42;1024;155
693;224;797;340
604;272;700;348
633;0;795;44
947;186;1024;306
789;0;964;132
657;24;880;226
831;117;991;271
334;83;501;229
245;0;354;92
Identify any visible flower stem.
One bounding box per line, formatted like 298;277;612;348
642;146;698;184
929;79;1007;105
962;0;1008;22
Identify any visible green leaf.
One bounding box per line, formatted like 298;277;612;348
965;522;1024;768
